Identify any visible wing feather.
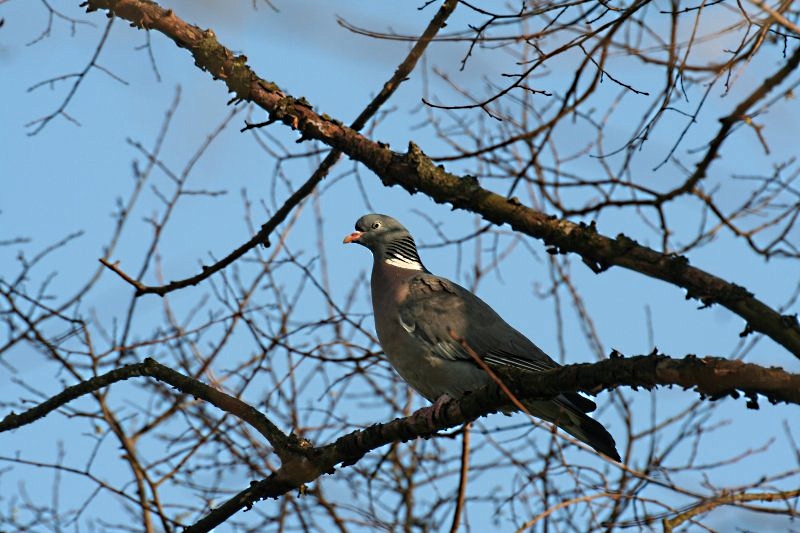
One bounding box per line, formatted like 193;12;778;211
396;273;598;414
398;274;557;371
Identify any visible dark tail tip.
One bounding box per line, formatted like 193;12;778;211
578;415;621;461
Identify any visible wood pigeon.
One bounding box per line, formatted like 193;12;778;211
344;213;621;461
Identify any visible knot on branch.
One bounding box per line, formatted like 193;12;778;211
781;313;800;331
274;451;324;488
720;283;754;303
190;31;253;100
613;233;639;254
661;252;690;273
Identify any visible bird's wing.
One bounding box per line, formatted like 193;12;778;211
397;274;556;370
397;273;597;413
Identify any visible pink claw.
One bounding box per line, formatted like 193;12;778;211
416;394;452;427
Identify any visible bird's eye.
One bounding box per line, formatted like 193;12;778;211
371;221;381;230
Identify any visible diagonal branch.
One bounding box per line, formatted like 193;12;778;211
188;352;800;531
2;351;799;531
96;0;459;297
0;358;297;463
82;0;800;359
662;488;800;532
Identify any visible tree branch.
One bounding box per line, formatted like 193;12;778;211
186;352;800;531
82;0;800;360
662;488;800;532
0;358;297;463
95;0;459;297
2;351;798;530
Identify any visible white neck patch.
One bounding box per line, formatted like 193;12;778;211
384;257;424;271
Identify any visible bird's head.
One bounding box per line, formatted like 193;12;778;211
343;214;425;271
343;214;409;249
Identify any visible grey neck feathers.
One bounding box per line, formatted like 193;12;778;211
381;235;425;271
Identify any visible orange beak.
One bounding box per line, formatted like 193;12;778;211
343;231;363;244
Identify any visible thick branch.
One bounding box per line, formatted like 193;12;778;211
186;353;800;531
95;0;458;297
323;353;800;467
169;352;800;531
82;0;800;360
5;348;794;529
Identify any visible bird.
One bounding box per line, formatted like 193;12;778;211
343;213;621;461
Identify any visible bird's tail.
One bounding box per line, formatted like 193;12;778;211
526;397;621;462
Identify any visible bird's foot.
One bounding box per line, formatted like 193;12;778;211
415;394;452;428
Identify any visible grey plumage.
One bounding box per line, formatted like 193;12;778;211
344;214;620;461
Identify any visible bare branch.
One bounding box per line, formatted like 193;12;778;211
82;0;800;358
